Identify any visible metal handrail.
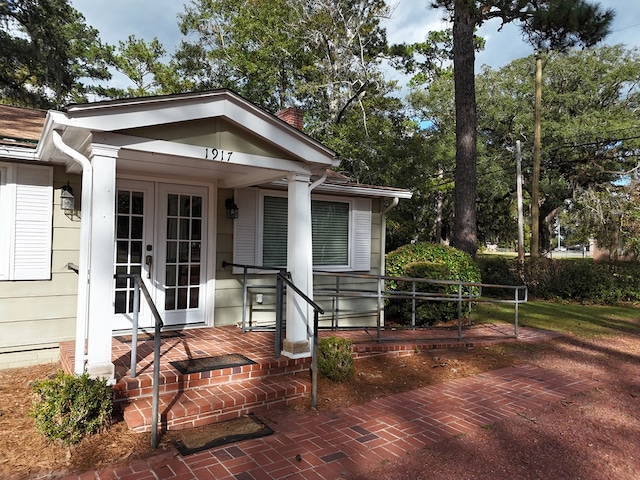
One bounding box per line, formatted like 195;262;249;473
274;271;324;409
221;261;285;332
230;264;526;339
223;262;526;408
114;274;164;450
222;262;325;408
313;271;527;340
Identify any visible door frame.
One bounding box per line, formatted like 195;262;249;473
155;182;209;327
112;176;217;332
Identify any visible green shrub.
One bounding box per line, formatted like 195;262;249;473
405;261;449;279
317;337;355;382
477;256;640;304
475;255;520;286
385;242;481;325
30;371;113;445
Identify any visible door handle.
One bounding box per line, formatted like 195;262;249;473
145;255;153;279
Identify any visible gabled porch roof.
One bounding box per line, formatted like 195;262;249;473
37;89;341;189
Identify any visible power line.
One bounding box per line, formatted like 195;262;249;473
611;22;640;33
552;134;640;152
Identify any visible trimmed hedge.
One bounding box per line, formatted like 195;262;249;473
385;242;481;325
477;256;640;304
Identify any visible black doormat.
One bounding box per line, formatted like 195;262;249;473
115;331;184;343
173;414;274;455
170;353;256;375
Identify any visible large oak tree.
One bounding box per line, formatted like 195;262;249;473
176;0;391;136
406;44;640;252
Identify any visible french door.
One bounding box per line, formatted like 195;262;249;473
113;180;208;330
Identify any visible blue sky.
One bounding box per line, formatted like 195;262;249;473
72;0;640;91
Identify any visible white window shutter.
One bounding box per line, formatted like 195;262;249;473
12;165;53;280
232;188;258;273
352;198;371;271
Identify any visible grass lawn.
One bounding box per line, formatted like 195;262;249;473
473;300;640;338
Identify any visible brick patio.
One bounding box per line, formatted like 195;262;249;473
61;360;598;479
59;323;559;433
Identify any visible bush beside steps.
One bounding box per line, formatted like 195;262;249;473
30;371;113;445
318;337;355;382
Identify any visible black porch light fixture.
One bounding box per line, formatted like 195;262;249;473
225;197;239;219
60;182;75;215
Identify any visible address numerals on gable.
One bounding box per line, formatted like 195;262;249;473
205;148;234;162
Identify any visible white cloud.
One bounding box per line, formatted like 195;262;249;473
72;0;183;51
71;0;639;93
388;0;640;71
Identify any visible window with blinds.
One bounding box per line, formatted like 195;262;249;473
262;196;350;267
312;200;349;265
262;196;288;267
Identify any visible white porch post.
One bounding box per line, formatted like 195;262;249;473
282;173;312;358
85;144;119;380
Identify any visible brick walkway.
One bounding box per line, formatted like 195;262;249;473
63;363;598;480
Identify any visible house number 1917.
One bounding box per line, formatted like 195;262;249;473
205;148;233;161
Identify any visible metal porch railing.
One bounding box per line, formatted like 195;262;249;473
313;272;528;341
114;273;164;450
222;261;325;408
225;263;527;342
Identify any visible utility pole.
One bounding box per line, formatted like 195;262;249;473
531;52;543;258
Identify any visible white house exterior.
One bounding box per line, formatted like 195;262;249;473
0;90;411;379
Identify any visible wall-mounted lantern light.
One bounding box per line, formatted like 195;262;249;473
225;197;239;219
60;182;75;215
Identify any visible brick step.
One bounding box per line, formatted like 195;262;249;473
114;356;310;401
121;371;311;432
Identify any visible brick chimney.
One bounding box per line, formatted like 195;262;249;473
276;107;304;131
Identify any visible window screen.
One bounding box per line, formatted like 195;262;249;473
312;200;349;266
263;196;288;267
262;196;350;267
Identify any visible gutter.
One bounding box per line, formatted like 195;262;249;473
306;169;329;339
378;197;400;327
52;130;93;374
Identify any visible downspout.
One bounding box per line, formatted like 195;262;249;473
309;169;328;191
379;197;400;326
380;197;399;275
52;130;93;374
306;170;328;348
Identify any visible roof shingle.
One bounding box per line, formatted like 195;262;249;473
0;104;46;148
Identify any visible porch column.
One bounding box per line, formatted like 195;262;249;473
283;173;312;358
85;144;119;380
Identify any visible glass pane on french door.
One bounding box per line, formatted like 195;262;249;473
113;180;154;330
157;184;207;326
164;193;202;311
114;189;145;314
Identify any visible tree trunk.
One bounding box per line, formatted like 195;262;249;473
451;1;477;257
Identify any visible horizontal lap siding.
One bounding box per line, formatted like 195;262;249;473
0;168;80;369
